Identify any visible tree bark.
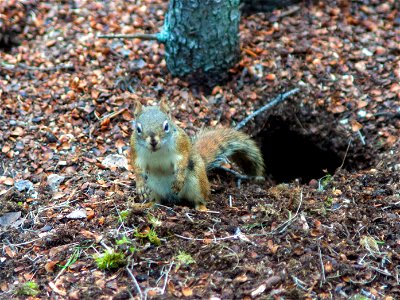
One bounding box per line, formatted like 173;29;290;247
160;0;241;84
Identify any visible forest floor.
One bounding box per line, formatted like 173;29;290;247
0;0;399;299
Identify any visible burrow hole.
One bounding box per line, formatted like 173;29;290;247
255;115;375;184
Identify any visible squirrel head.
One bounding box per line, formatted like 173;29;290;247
133;100;174;152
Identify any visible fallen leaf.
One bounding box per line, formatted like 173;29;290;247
332;189;342;196
23;273;34;280
52;192;65;200
147;289;159;297
265;73;276;81
4;246;16;258
325;261;333;273
350;120;363;132
234;274;248;283
49;245;70;258
80;230;103;243
1;281;9;292
182;287;193;297
45;261;59;273
86;208;95;220
49;281;67;296
360;236;380;253
66;208;87;219
1;145;10;153
3;177;14;186
267;240;279;254
251;283;266;297
10;127;24;136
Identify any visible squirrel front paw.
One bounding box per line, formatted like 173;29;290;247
137;184;152;200
171;179;184;194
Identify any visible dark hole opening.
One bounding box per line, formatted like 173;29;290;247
0;32;19;52
255;116;368;184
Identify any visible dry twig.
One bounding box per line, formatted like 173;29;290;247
98;33;160;40
216;165;264;187
235;88;300;130
317;239;326;286
126;265;143;300
0;61;74;72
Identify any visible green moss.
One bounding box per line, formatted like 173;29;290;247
94;249;126;270
134;227;161;246
147;214;162;227
15;281;39;296
118;210;130;222
116;236;136;253
324;196;333;207
174;251;195;267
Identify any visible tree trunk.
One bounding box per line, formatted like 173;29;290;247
160;0;241;84
102;0;301;85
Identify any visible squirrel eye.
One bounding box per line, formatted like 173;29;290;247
136;122;142;134
163;120;169;133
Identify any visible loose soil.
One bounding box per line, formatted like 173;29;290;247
0;0;399;299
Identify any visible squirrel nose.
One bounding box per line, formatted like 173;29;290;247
150;139;158;147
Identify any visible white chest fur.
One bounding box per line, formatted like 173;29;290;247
135;144;181;197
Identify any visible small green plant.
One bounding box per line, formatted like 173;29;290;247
147;213;162;227
95;249;126;270
324;196;333;207
118;210;130;222
15;281;39;296
116;235;136;253
134;227;161;246
174;251;195;267
61;247;81;270
318;174;333;191
116;235;130;245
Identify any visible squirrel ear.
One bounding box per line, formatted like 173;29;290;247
159;99;170;115
133;101;143;117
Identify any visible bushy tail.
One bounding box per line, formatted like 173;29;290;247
193;128;264;177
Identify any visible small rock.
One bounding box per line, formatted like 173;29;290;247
129;59;146;72
15;141;24;150
102;154;128;170
377;3;390;13
40;224;53;232
66;209;87;219
357;110;367;118
0;211;22;227
47;174;65;191
14;180;34;192
119;48;132;58
361;48;373;57
45;132;58;143
308;179;318;188
32;116;43;123
354;61;366;73
30;190;38;199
